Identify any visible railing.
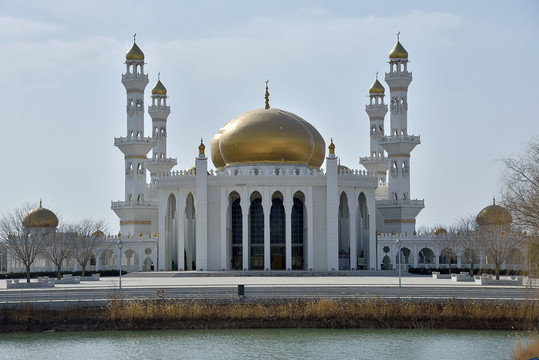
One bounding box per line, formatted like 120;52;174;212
114;136;154;145
381;134;420;143
111;200;156;208
122;73;149;81
376;199;424;207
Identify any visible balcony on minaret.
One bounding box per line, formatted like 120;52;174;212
114;135;155;157
380;134;420;155
122;72;149;81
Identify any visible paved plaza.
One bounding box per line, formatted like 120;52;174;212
1;272;538;308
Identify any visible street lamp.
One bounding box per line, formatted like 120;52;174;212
117;240;123;291
396;239;402;288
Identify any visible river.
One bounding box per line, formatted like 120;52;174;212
0;328;518;359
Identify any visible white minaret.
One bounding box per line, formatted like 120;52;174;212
360;73;389;183
146;74;177;184
377;35;424;234
112;36;156;237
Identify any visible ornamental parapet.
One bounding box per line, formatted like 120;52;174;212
122;73;149;81
146;157;177;164
381;134;420;144
111;200;157;209
114;136;154;145
376;199;425;207
360;155;387;163
384;71;412;81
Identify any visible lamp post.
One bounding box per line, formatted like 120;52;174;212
396;239;402;288
117;240;123;291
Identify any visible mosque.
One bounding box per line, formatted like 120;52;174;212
109;36;424;273
2;37;525;274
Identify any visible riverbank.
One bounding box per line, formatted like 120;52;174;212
1;298;538;333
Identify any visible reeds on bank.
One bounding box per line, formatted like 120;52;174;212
103;297;539;331
1;298;538;332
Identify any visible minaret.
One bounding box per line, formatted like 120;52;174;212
146;74;177;184
112;36;156;237
377;34;424;234
360;73;389;183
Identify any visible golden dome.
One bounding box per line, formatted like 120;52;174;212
369;79;385;94
126;42;145;60
92;230;104;237
434;227;447;236
22;204;58;228
210;108;325;168
389;41;408;59
476;199;512;226
151;80;167;95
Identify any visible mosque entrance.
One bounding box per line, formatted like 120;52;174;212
249;196;264;270
230;197;243;270
185;193;196;270
270;196;285;270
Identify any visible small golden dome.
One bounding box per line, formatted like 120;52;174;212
92;230;104;237
152;80;167;95
198;138;205;155
389;41;408;59
22;203;59;228
211;108;325;168
126;42;145;60
328;138;335;155
476;198;512;226
434;227;447;236
369;79;385;94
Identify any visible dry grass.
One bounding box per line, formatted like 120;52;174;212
103;298;539;330
1;298;538;333
512;333;539;360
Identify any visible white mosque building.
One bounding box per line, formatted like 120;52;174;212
109;36;429;273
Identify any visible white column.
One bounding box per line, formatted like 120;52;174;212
6;253;12;273
158;191;167;271
326;154;339;271
263;188;271;271
176;192;185;271
95;253;101;272
241;190;250;271
285;187;292;271
413;245;418;268
220;187;228;271
138;247;143;271
349;189;357;270
195;155;208;271
367;192;377;270
307;186;314;271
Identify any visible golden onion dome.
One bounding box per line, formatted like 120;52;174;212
389;41;408;59
433;227;447;236
92;230;105;237
126;42;145;60
22;204;59;228
476;199;512;226
210;108;325;168
369;79;385;94
151;80;167;95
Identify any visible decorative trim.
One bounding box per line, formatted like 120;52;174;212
120;220;151;225
390;87;408;92
125;155;147;159
388;154;411;158
384;219;416;223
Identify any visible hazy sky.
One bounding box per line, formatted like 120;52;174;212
0;0;537;233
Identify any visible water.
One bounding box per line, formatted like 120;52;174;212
0;328;518;360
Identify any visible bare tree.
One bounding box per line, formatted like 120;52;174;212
477;224;524;280
453;216;483;276
69;219;108;277
501;137;539;233
43;225;73;279
0;203;52;283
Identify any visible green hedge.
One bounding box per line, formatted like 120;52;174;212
407;267;527;276
0;270;126;279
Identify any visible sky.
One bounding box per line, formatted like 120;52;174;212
0;0;537;233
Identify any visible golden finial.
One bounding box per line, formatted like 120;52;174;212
39;199;42;208
158;72;160;80
329;138;335;155
376;71;378;80
133;33;137;43
493;196;496;205
199;138;205;155
397;31;400;41
264;80;270;109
